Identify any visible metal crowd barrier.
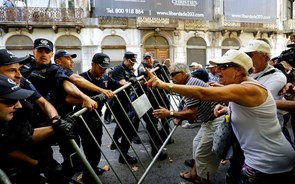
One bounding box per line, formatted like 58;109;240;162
0;169;11;184
70;65;181;184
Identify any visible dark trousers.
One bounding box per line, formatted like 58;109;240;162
112;104;134;155
142;109;163;153
76;114;103;169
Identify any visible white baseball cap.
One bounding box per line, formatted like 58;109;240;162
240;40;271;55
189;62;199;67
210;49;253;74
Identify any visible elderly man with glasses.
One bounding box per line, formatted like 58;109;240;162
152;62;225;184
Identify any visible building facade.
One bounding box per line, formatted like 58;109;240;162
0;0;295;73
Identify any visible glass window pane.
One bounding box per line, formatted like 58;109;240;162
144;36;168;46
187;48;206;67
187;37;207;67
187;37;206;46
102;49;125;67
102;36;126;45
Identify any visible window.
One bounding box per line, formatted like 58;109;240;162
102;35;126;67
55;35;82;73
186;37;207;67
6;35;33;57
221;38;240;55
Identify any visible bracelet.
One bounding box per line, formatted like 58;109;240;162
168;83;174;91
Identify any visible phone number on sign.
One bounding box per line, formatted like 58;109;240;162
106;8;144;15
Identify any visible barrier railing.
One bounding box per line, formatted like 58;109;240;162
70;65;180;183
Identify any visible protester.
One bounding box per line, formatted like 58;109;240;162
152;63;224;183
189;62;202;72
206;64;219;83
146;49;295;183
241;40;294;147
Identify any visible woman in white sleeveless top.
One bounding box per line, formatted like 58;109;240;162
145;49;295;184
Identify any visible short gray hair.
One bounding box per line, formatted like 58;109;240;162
170;63;191;75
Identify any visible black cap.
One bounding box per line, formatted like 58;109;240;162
0;49;30;66
92;53;111;69
124;51;137;63
0;74;34;100
34;38;53;51
143;52;153;59
54;50;77;60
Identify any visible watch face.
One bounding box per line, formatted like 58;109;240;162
170;111;174;116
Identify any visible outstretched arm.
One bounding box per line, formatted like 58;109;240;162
63;80;98;111
145;68;267;107
69;74;114;98
276;100;295;112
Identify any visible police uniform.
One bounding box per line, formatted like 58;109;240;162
137;56;169;159
20;39;79;176
74;53;119;179
0;74;62;184
111;51;138;164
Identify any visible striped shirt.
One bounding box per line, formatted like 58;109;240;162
184;76;220;122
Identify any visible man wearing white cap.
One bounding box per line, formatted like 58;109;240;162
189;62;202;71
240;40;289;141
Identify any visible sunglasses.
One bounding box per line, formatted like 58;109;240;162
246;52;253;57
216;63;237;71
0;98;19;106
170;71;182;77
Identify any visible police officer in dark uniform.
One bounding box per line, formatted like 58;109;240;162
0;50;76;183
136;52;169;160
20;38;112;114
19;38;115;178
0;73;75;184
110;51;138;164
73;53;119;182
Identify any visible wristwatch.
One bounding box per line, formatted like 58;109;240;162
170;111;174;117
51;115;61;122
168;83;174;91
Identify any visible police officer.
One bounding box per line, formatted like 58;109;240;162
20;38;114;177
0;50;76;183
74;53;120;182
20;38;101;114
0;74;75;184
137;52;168;160
110;51;138;164
54;49;77;71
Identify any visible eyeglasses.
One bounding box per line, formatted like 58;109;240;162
216;63;237;71
0;98;19;106
170;71;182;77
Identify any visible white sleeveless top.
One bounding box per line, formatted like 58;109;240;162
229;81;295;174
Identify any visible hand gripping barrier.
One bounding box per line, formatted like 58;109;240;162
69;65;181;183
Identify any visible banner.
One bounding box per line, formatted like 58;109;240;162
224;0;277;23
94;0;213;20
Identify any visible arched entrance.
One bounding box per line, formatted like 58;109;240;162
143;36;169;62
221;38;240;55
102;35;126;67
6;35;33;57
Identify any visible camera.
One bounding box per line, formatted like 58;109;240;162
275;44;295;67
